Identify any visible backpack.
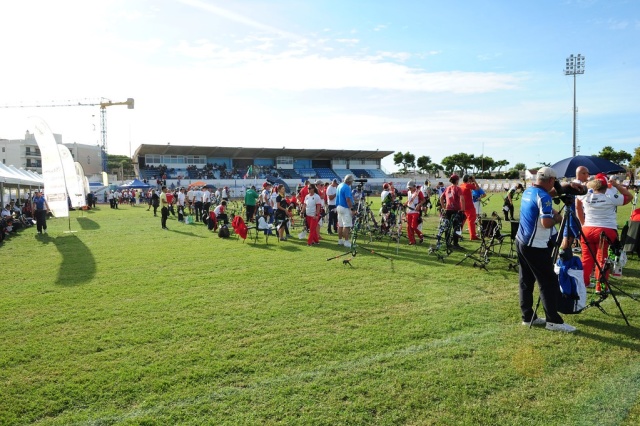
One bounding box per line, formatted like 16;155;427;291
554;257;587;314
218;225;230;238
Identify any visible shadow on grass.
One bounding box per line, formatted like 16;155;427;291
43;234;96;286
168;228;208;238
577;318;640;350
76;217;100;230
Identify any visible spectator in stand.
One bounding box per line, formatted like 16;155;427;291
460;175;480;241
32;190;50;234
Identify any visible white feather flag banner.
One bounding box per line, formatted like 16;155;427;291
58;145;84;209
30;117;69;218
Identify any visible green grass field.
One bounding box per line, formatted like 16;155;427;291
2;196;639;425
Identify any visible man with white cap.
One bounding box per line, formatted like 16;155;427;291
516;166;576;332
326;179;339;234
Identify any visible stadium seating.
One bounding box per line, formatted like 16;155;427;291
349;169;371;179
315;168;340;180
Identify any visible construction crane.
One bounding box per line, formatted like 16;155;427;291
0;97;134;172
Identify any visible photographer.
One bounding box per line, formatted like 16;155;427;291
558;166;589;261
516;167;575;332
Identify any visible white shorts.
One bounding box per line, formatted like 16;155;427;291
337;206;353;228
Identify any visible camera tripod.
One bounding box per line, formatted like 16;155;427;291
455;212;503;271
531;197;637;326
326;201;393;264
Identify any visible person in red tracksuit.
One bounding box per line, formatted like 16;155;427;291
303;184;322;246
459;175;480;241
405;180;425;245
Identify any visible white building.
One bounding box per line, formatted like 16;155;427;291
0;131;102;176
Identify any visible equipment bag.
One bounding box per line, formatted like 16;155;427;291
218;225;230;238
555;256;587;314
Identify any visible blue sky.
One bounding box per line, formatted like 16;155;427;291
1;0;638;172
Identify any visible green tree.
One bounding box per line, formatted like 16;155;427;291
513;162;527;171
107;154;134;179
597;146;632;166
630;146;640;169
416;155;432;174
494;159;509;173
393;151;416;173
441;153;474;175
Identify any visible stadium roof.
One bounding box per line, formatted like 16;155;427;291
133;144;393;161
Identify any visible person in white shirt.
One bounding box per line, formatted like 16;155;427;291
186;188;195;215
194;187;204;222
303;184;323;246
202;188;211;213
326;179;338;234
177;188;186;222
577;173;631;292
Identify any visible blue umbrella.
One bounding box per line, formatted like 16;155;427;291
550;155;625;178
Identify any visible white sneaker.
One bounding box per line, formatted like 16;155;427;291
522;317;546;326
343;241;352;248
546;322;577;333
455;230;462;236
338;239;344;246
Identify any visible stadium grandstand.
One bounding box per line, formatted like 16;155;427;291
132;144;394;194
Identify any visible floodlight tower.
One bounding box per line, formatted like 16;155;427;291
565;54;585;157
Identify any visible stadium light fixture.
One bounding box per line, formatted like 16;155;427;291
565;54;585;157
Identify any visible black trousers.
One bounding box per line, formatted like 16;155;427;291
327;206;338;232
503;200;514;221
161;207;169;229
444;210;462;245
246;204;256;222
194;201;203;221
516;240;563;324
35;209;47;232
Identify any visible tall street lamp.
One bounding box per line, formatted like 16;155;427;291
565;54;585;157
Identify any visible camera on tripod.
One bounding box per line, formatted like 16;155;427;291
553;180;587;204
354;178;369;195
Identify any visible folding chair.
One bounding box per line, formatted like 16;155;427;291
231;215;249;243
